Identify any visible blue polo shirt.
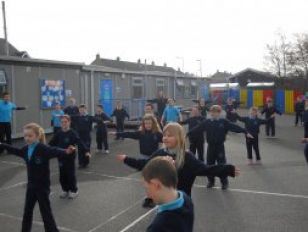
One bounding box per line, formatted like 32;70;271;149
27;142;39;161
158;191;185;213
0;100;17;123
163;106;180;123
51;110;64;127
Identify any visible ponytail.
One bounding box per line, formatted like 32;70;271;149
24;123;46;144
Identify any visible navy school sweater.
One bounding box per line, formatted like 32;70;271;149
295;101;304;113
147;191;194;232
181;116;205;141
117;130;162;156
124;148;236;196
0;143;67;190
261;106;282;119
94;112;111;129
111;108;129;123
237;115;268;137
187;118;247;145
49;129;89;159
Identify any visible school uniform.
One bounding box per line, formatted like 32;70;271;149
51;109;64;133
182;116;205;161
303;110;308;137
0;142;68;232
117;130;162;156
73;114;94;167
94;112;111;150
294;101;304;126
261;105;282;136
111;108;129;140
237;115;267;160
49;129;89;193
187;118;247;187
225;104;237;122
147;191;194;232
64;105;79;129
124;148;236;196
0;100;26;152
162;106;181;124
148;97;168;119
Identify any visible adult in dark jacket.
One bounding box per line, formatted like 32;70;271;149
237;107;269;165
261;99;282;137
111;101;130;140
0;123;75;232
116;122;240;196
181;106;206;161
192;98;209;118
187;105;252;190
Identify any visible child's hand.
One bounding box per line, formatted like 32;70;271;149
246;133;254;139
109;132;116;136
116;154;127;161
86;152;91;158
234;167;240;177
271;114;275;118
66;145;76;154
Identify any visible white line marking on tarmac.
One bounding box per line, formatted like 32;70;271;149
80;171;141;182
0;212;78;232
0;181;27;192
81;171;308;200
118;207;157;232
194;184;308;199
87;198;145;232
0;160;25;166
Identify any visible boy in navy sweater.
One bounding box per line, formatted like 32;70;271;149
237;107;269;165
181;106;205;161
73;104;94;168
225;98;237;122
188;105;252;189
261;99;282;137
294;96;304;126
94;105;111;154
0;123;75;232
111;101;130;140
143;157;194;232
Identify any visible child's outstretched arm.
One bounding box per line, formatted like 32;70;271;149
0;143;24;158
46;145;76;159
109;131;140;140
225;120;253;138
187;153;240;178
116;154;148;171
186;120;207;137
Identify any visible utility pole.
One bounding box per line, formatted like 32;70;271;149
196;59;203;78
2;1;9;56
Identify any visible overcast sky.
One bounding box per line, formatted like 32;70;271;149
3;0;308;75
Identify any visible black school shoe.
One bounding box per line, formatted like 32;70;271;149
142;198;155;208
221;182;229;190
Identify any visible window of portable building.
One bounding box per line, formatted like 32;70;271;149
132;77;144;99
0;70;7;96
156;78;166;94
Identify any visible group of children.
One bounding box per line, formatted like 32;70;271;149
2;91;308;232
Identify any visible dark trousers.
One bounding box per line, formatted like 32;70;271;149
246;136;260;160
206;143;227;184
305;144;308;163
266;118;275;136
305;123;308;138
295;112;303;126
58;156;77;192
96;127;108;150
22;188;59;232
53;127;61;134
0;122;12;153
189;139;204;161
116;121;124;139
78;132;91;167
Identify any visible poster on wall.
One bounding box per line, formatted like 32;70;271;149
40;80;65;109
100;79;113;116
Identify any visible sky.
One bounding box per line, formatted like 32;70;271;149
3;0;308;76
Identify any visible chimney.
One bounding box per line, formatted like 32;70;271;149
96;53;100;60
151;61;155;66
137;59;141;64
163;63;167;67
116;56;120;61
